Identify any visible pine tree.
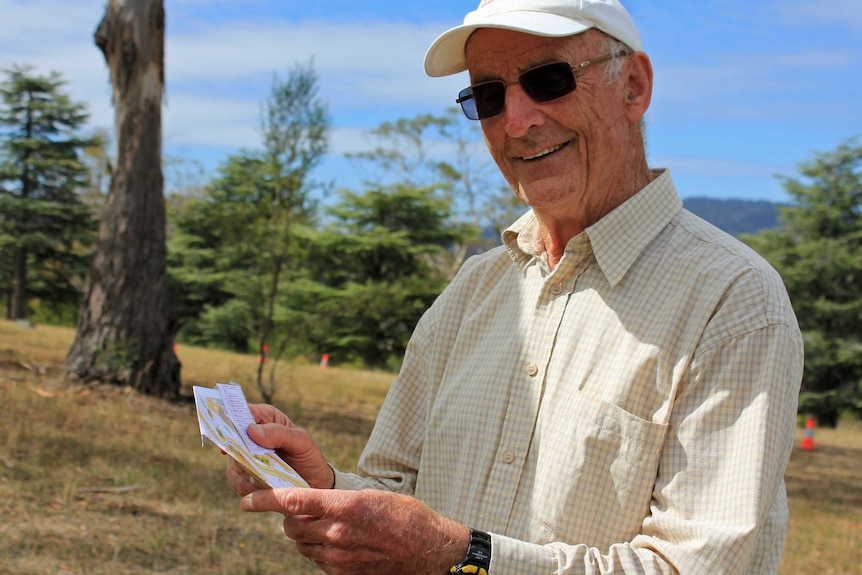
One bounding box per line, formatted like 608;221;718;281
744;138;862;425
0;65;96;321
301;183;473;369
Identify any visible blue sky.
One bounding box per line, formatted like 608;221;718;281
1;0;860;204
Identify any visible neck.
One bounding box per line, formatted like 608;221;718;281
535;156;654;269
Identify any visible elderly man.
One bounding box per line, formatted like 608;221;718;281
227;1;804;573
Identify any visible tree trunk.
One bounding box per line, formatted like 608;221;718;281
9;246;27;320
9;112;33;320
66;0;180;397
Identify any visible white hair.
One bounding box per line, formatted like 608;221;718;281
601;34;632;81
598;33;649;142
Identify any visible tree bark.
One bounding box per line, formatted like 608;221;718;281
9;105;33;320
9;246;27;320
66;0;180;397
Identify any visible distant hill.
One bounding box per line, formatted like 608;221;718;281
683;197;784;236
479;198;784;246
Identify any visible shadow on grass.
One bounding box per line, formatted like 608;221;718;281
785;443;862;510
298;407;376;439
10;429;232;505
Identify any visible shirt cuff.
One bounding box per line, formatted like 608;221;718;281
332;468;381;491
489;532;556;575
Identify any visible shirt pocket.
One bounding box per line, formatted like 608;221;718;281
528;394;668;550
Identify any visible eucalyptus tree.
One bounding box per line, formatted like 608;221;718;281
66;0;180;397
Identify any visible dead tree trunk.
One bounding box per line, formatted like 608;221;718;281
66;0;180;397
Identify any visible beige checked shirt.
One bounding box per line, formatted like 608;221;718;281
334;170;803;574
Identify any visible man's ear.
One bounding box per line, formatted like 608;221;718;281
624;52;653;123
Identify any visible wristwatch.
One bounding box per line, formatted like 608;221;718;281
450;528;492;575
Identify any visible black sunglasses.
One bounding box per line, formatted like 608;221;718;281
456;52;626;120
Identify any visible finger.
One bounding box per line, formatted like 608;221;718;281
283;515;331;546
226;461;261;496
296;541;392;574
295;540;383;569
242;487;330;516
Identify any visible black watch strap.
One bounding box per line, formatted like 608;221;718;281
450;528;492;575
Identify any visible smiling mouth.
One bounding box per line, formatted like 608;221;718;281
520;142;567;161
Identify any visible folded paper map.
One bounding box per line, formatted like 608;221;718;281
193;381;308;489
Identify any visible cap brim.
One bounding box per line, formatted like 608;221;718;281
424;12;593;77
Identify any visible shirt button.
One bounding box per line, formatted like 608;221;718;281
503;450;515;464
551;283;563;295
526;364;539;377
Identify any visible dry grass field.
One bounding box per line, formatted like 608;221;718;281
0;319;860;574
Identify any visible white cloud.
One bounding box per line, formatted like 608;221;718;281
0;0;113;124
164;19;464;109
0;0;104;43
0;1;464;153
159;19;465;149
163;93;258;148
774;0;862;29
655;48;853;98
649;45;857;124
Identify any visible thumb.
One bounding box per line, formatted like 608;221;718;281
246;422;334;489
247;422;301;450
247;423;271;445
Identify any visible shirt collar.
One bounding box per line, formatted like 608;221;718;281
502;169;682;287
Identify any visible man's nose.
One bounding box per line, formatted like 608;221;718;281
500;83;545;137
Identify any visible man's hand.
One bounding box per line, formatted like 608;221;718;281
241;488;470;575
225;403;335;492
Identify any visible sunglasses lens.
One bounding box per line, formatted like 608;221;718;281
456;62;577;120
457;87;480;120
472;82;506;120
522;62;576;102
457;82;506;120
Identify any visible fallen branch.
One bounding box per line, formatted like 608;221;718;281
19;361;47;375
75;484;140;495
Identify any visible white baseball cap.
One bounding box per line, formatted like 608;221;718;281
424;0;642;77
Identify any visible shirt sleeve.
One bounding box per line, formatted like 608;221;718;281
333;301;441;494
487;322;803;574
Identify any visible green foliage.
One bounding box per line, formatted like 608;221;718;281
296;183;473;368
347;108;511;267
169;100;500;371
169;61;330;396
0;65;97;320
743;138;862;425
195;299;255;352
170;152;322;350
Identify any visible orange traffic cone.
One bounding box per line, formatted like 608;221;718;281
800;416;816;451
